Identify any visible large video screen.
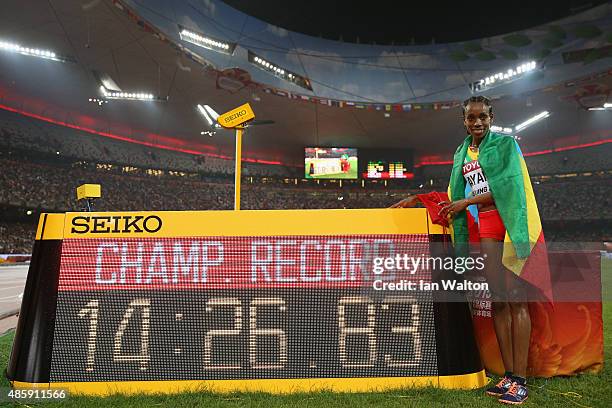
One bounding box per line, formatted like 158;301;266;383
304;147;358;179
360;149;414;179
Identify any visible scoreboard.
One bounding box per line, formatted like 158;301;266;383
8;209;484;395
360;149;414;179
365;160;412;179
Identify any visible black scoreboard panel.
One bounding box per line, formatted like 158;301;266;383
360;148;414;179
51;290;437;381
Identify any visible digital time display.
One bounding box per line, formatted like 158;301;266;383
49;235;438;381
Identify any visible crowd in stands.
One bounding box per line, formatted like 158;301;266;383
0;109;610;253
1;153;610;253
419;144;612;182
0;222;35;254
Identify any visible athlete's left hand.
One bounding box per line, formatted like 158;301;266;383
438;199;469;218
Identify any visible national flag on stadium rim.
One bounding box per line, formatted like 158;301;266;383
402;104;412;111
447;130;552;301
385;104;392;111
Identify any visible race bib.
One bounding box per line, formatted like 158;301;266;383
463;160;489;196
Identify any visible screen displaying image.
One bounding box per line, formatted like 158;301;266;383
304;147;358;179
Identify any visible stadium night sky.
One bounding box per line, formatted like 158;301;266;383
223;0;610;45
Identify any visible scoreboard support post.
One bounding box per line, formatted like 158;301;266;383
7;209;486;395
216;103;255;211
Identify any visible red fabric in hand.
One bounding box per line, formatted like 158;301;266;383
416;191;479;242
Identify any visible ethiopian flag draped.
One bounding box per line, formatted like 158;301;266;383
448;130;552;300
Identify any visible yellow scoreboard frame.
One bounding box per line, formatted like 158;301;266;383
9;208;486;395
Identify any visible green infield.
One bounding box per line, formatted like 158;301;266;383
1;259;610;407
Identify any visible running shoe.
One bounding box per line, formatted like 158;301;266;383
485;376;513;396
499;381;528;405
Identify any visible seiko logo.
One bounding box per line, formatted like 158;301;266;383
71;215;163;234
224;109;247;123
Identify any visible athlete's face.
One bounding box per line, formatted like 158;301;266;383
463;102;493;139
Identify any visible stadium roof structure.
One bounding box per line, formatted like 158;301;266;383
0;0;610;165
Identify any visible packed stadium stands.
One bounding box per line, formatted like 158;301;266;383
0;111;610;253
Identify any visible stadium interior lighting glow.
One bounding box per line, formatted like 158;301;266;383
178;26;235;55
197;104;213;126
88;98;108;106
591;102;612;110
514;111;550;132
490;125;514;134
470;61;538;92
0;40;71;62
100;86;164;101
248;51;313;91
197;104;221;128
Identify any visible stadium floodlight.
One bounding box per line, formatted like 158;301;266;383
470;61;538;93
197;104;221;128
248;51;313;91
197;104;213;126
0;39;73;62
88;98;108;106
490;125;513;134
178;25;236;55
588;103;612;111
514;111;550;132
100;86;166;101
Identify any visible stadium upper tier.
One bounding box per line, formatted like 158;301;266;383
123;0;612;103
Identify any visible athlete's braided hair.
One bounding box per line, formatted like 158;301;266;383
462;95;493;117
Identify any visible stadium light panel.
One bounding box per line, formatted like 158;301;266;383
0;39;73;62
197;104;221;128
203;105;220;121
490;125;513;134
100;86;166;102
197;104;213;126
514;111;550;132
248;51;313;91
88;98;108;106
178;26;236;55
470;61;538;93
